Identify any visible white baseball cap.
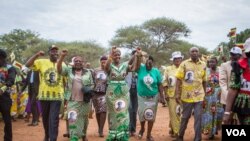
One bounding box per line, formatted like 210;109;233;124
244;38;250;53
69;57;76;66
170;51;184;61
230;47;242;55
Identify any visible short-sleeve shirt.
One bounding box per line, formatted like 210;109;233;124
137;64;162;97
163;65;179;97
175;58;206;103
32;59;65;101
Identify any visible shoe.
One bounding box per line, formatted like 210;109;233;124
63;133;70;138
138;129;145;139
82;136;88;141
169;129;174;135
171;133;178;138
130;132;136;137
99;132;104;137
173;136;183;141
146;136;154;141
208;135;214;140
28;121;38;126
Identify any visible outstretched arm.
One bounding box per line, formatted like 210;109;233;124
131;48;142;72
25;51;45;67
104;46;116;74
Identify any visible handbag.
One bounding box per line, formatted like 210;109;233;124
81;86;93;103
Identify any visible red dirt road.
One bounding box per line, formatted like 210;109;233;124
0;104;221;141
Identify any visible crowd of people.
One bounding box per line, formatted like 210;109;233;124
0;37;250;141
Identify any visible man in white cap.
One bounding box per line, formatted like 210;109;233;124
223;38;250;125
163;51;183;137
219;46;242;109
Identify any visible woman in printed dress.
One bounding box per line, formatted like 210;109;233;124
202;56;224;139
104;47;136;141
92;56;108;137
57;52;94;141
163;51;183;137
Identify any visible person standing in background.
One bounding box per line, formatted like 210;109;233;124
0;49;16;141
125;50;138;137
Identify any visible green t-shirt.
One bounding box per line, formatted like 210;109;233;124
137;64;162;96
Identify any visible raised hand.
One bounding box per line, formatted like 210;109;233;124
110;46;117;59
37;51;45;56
135;47;142;57
61;49;68;57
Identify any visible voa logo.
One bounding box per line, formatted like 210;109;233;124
226;129;246;136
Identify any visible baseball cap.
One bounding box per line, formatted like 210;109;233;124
69;57;76;66
49;45;59;51
170;51;184;61
230;46;242;55
244;38;250;53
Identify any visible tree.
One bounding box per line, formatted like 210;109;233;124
142;17;191;52
110;26;150;49
110;17;209;67
0;29;40;62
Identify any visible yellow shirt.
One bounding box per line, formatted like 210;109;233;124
32;59;65;101
163;65;179;98
175;59;206;103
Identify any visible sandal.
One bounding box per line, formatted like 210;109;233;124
138;129;145;139
146;136;154;141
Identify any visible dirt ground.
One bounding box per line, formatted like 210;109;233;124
0;104;221;141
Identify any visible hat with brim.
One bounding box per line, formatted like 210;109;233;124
244;38;250;53
170;51;184;61
230;47;242;55
49;45;59;51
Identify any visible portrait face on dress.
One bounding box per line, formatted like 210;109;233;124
96;72;107;80
144;108;154;121
168;76;175;87
68;110;77;123
115;100;126;112
184;71;194;83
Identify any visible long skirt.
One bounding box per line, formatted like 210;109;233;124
138;95;158;122
106;82;129;141
92;93;107;114
202;91;224;135
67;101;90;141
168;98;181;135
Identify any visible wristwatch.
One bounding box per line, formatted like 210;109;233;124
224;111;231;115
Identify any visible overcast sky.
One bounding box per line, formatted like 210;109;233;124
0;0;249;51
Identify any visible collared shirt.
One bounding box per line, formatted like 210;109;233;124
175;58;206;103
163;65;179;98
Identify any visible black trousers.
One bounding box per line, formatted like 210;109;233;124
40;100;61;141
0;101;12;141
28;85;39;123
128;88;138;133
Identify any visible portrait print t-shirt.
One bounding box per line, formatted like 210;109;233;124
32;59;65;101
137;64;162;97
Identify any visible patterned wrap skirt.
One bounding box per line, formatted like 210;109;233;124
106;82;129;141
138;95;158;122
92;92;107;113
67;101;90;140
